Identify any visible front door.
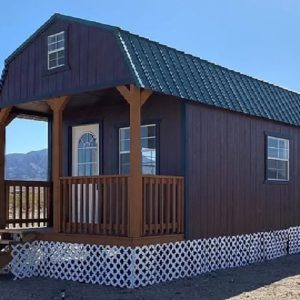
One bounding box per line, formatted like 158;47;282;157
72;124;99;176
71;124;100;224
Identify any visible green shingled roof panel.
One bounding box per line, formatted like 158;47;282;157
117;29;300;126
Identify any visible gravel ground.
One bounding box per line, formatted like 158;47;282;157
1;254;300;300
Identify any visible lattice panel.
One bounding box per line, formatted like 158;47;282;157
289;226;300;254
9;227;300;288
11;241;134;288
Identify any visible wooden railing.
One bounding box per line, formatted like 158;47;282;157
60;175;184;237
5;180;52;228
142;176;184;236
60;176;128;236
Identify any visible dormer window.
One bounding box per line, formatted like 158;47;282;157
47;32;65;70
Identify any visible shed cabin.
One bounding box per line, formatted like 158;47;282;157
1;14;300;253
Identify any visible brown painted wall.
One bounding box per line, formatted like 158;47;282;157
185;101;300;240
63;92;182;177
0;20;131;107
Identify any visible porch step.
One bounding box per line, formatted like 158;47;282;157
0;240;18;246
0;229;25;234
0;252;11;270
0;229;25;237
0;229;37;243
0;228;41;271
0;229;24;271
0;229;23;242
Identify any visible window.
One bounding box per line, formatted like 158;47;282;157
78;132;97;176
267;136;289;181
47;32;65;70
119;124;156;175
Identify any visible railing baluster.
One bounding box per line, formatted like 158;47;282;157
74;180;78;233
85;177;89;234
80;180;84;234
160;178;164;234
166;178;171;234
5;182;9;228
97;176;101;234
115;178;119;235
108;177;113;235
19;185;23;228
31;186;36;226
180;178;184;233
44;185;47;227
154;180;159;234
172;178;176;233
142;178;146;235
25;185;29;227
92;177;96;234
177;178;181;233
61;180;66;233
68;178;72;233
68;179;71;232
121;177;125;236
103;177;107;234
149;178;153;234
38;186;41;227
13;185;16;227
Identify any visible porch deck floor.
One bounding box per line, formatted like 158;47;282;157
2;227;184;247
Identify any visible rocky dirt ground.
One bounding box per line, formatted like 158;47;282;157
1;254;300;300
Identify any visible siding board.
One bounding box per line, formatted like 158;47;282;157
220;111;228;236
186;102;300;239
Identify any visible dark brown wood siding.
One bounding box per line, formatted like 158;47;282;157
0;20;131;107
185;101;300;240
63;93;182;177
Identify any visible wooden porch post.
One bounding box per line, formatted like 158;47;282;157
0;108;11;229
117;85;152;238
47;96;70;233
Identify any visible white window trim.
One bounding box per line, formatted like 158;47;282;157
119;124;156;174
267;136;289;181
47;31;65;70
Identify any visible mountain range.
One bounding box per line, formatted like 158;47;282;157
5;148;155;180
5;149;48;180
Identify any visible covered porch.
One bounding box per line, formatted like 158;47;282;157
0;85;184;246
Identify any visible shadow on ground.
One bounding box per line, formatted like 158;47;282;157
1;254;300;300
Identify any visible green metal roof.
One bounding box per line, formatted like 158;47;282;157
117;30;300;126
1;13;300;126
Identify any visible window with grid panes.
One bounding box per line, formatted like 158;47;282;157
119;124;156;175
266;136;289;181
47;32;65;70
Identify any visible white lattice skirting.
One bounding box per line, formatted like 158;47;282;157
9;226;300;288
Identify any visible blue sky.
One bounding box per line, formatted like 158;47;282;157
1;0;300;153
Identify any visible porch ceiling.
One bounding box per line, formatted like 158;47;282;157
10;87;127;120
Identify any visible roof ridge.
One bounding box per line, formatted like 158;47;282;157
118;29;300;98
54;13;120;32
